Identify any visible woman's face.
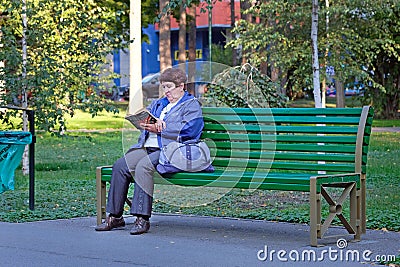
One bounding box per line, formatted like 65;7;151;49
160;82;185;103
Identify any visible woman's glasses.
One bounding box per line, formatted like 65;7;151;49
160;82;181;92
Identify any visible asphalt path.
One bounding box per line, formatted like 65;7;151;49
0;214;399;267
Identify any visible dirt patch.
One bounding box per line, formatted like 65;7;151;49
233;190;309;210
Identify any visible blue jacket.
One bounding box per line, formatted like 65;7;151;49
130;91;204;149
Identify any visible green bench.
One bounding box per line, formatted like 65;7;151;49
96;106;374;246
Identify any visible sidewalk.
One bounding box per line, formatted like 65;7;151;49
372;127;400;133
0;214;399;266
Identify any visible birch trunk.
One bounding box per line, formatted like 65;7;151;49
22;0;29;175
311;0;322;108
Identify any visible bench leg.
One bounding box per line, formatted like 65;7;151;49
309;177;321;247
360;174;367;234
96;167;107;225
350;186;361;242
310;178;362;246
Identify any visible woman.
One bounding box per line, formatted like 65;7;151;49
95;67;203;235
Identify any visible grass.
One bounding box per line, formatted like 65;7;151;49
0;127;399;234
0;131;124;221
288;97;400;127
65;110;125;130
1;102;399;233
372;119;400;127
288;96;363;108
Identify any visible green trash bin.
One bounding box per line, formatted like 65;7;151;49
0;131;32;193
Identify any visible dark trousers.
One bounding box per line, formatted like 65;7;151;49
106;148;160;218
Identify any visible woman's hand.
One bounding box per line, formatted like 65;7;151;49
140;118;166;133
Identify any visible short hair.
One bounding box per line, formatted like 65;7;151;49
159;67;187;86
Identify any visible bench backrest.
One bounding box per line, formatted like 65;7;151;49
201;106;374;175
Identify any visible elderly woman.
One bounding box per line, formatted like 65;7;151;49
95;67;203;235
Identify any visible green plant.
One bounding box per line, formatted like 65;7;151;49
378;254;400;266
205;64;288;108
210;43;234;67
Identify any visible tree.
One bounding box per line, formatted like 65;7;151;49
228;0;314;99
178;1;187;64
157;0;200;95
0;0;122;133
0;0;165;133
99;0;159;45
311;0;322;107
346;0;400;118
239;0;252;65
227;0;399;117
159;0;172;73
187;4;197;94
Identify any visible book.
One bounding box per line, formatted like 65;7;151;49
125;108;157;129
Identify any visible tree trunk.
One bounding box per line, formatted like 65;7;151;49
22;0;29;175
240;0;251;65
187;5;196;95
336;79;345;108
230;0;237;66
321;0;329;108
321;78;326;107
178;2;187;64
311;0;322;108
159;0;172;98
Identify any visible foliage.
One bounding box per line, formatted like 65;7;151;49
0;0;121;132
210;43;234;67
227;0;400;118
0;0;160;133
345;1;400;119
205;63;288;108
227;0;314;98
141;0;162;43
379;254;400;266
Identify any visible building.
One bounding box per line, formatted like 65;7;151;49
113;0;240;88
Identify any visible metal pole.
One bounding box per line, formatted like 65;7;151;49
129;0;143;114
28;109;35;210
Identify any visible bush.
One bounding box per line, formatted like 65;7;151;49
205;64;288;108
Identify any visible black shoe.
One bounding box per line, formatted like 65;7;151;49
95;216;125;231
130;217;150;235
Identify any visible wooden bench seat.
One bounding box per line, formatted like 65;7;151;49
96;106;374;246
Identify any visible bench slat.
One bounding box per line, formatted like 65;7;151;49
203;124;364;134
154;177;311;191
214;150;356;162
212;158;357;172
203;107;366;116
202;132;359;144
204;114;361;124
211;141;359;153
163;170;310;183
